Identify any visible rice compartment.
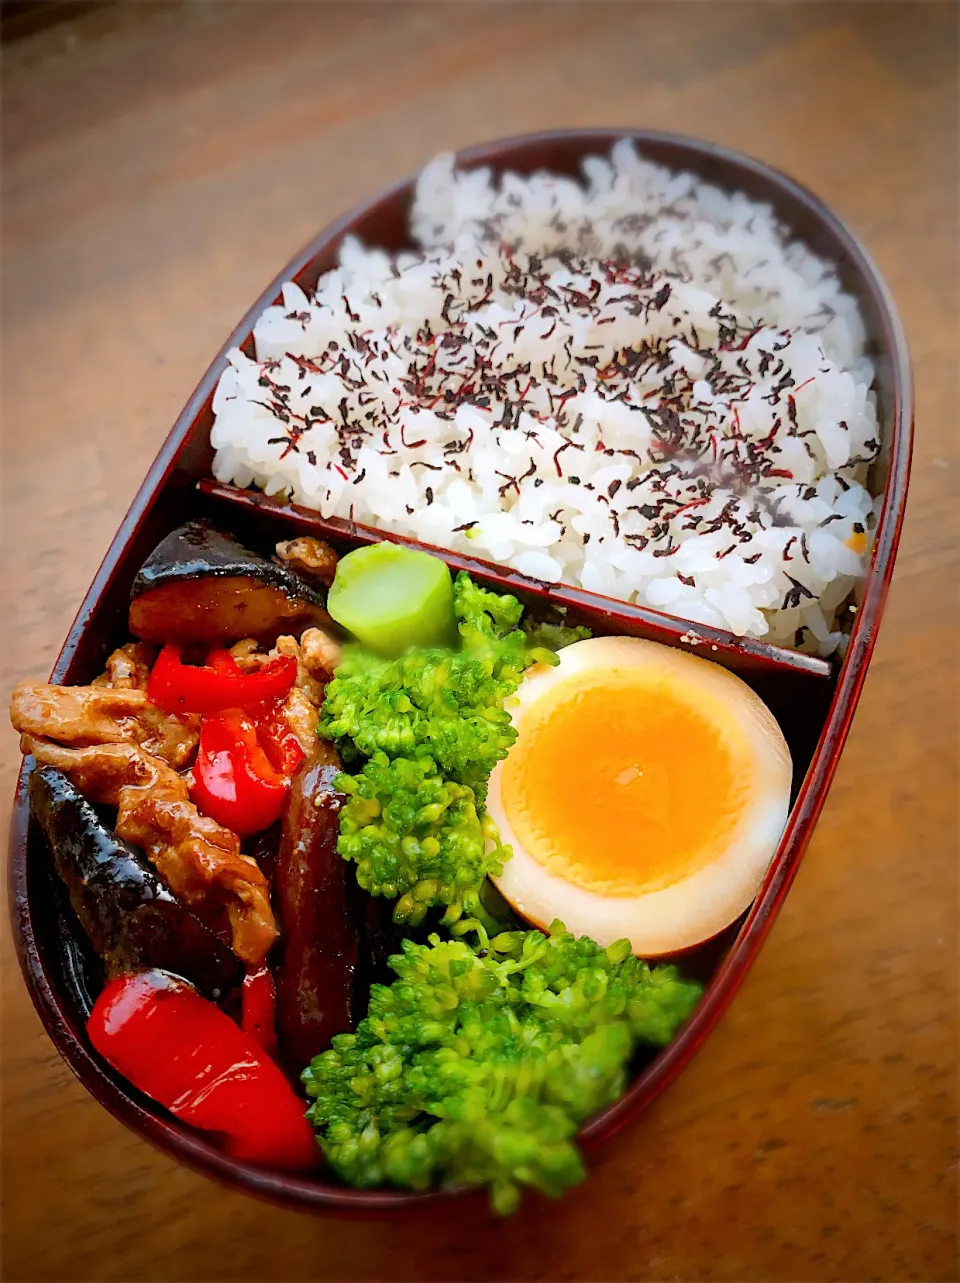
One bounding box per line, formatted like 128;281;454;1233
210;142;880;656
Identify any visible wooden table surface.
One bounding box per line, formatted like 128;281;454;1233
2;4;957;1280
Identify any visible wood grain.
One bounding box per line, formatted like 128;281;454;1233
2;3;957;1280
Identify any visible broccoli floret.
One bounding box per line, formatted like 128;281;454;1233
335;752;507;925
321;644;521;798
321;571;592;927
303;923;702;1214
452;571;524;640
521;617;593;653
320;573;564;804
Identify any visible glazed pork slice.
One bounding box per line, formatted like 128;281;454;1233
91;642;155;692
10;680;199;769
227;627;342;753
20;737;277;967
29;765;241;997
274;536;339;587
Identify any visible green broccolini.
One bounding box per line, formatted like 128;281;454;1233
521;617;593;653
322;643;519;798
322;572;576;923
313;569;702;1212
303;922;702;1214
322;573;555;797
335;751;508;926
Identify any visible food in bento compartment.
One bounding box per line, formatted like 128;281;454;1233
129;519;331;646
326;542;456;656
486;636;793;955
309;561;719;1208
275;536;340;587
11;674;200;769
15;525;763;1210
211;141;881;656
29;766;240;998
303;923;701;1214
272;739;397;1076
22;735;278;965
320;572;562;927
87;970;318;1171
147;644;300;717
11;645;278;965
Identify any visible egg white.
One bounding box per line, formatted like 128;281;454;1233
487;636;793;955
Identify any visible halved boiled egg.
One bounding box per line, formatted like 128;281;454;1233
487;636;793;955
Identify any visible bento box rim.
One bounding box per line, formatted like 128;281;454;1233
7;127;912;1217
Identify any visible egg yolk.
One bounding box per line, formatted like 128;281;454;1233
501;671;753;896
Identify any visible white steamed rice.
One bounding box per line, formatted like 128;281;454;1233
211;141;881;656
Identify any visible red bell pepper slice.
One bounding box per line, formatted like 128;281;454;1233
208;650;306;776
87;970;318;1171
147;644;297;715
191;710;289;837
206;648;245;678
251;699;306;777
242;965;279;1059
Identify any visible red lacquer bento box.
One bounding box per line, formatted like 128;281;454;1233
7;130;912;1214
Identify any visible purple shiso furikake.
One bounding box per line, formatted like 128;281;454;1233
211;149;879;655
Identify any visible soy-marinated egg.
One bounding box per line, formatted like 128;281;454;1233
487;636;793;955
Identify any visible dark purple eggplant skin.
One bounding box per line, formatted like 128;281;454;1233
29;767;240;998
272;742;365;1075
128;519;331;646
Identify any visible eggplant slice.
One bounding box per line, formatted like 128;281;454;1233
272;742;400;1076
29;766;241;998
129;519;331;646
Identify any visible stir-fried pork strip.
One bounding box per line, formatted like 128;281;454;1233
91;642;155;691
20;737;277;966
297;627;342;682
228;628;341;753
274;537;339;587
275;686;321;756
11;680;199;769
11;629;339;964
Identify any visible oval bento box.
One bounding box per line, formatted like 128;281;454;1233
8;129;912;1215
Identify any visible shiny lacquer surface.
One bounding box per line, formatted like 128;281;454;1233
8;127;911;1216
